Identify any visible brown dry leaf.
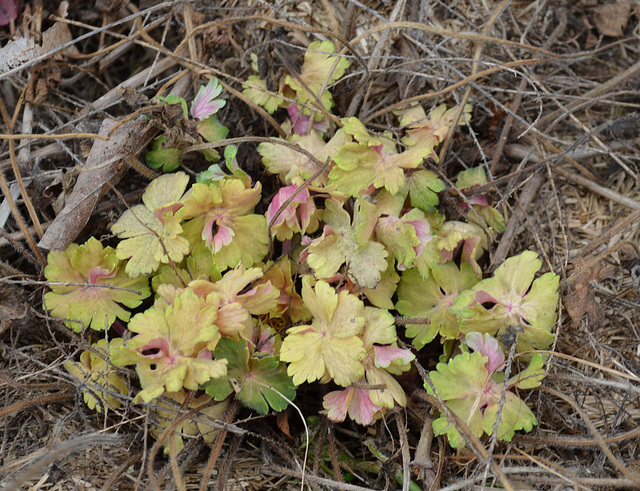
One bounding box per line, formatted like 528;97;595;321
38;118;149;251
26;58;61;104
563;257;615;328
0;284;33;336
593;1;633;37
276;409;294;439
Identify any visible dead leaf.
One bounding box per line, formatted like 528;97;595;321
37;117;152;251
0;284;33;336
593;1;633;37
276;408;294;439
26;58;61;104
563;257;615;328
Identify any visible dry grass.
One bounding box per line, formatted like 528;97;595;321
1;0;640;489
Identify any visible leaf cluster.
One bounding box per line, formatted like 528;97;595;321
45;41;560;452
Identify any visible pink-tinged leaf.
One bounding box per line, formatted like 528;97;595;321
211;224;234;253
323;387;351;422
44;237;151;332
280;278;367;387
455;167;506;233
267;184;320;241
252;324;277;354
190;265;279;339
375;208;432;270
426;334;544;448
287;104;329;135
323;386;382;426
182;177;268;269
0;0;19;26
358;308;413;409
349;387;383;425
373;345;414;368
451;251;559;352
111;288;227;403
435;221;488;276
191;78;226;120
465;332;504;374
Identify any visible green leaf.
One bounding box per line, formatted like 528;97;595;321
396;262;479;348
204;338;296;414
508;353;545;390
407;170;445;212
111;287;227;403
451;251;559;352
306;199;388;288
258;130;347;186
457;167;487;190
112;172;191;277
426;351;489;448
44;237;150;331
145;135;181;172
156;94;188;119
280;278;367;387
197;115;229;143
329;118;432;196
242;75;284;114
375;208;432;270
426;336;542;449
455;167;506;233
482;392;537;442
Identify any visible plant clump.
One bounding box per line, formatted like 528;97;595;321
44;41;560;453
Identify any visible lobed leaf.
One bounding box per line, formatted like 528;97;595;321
64;338;128;412
305;199;388;288
182;177;268;269
44;237;150;331
451;251;559;352
280;279;367;387
204;337;296;414
112;172;191;277
111;288;227;402
396;262;479;348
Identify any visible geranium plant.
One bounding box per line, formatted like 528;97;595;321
44;40;560;454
